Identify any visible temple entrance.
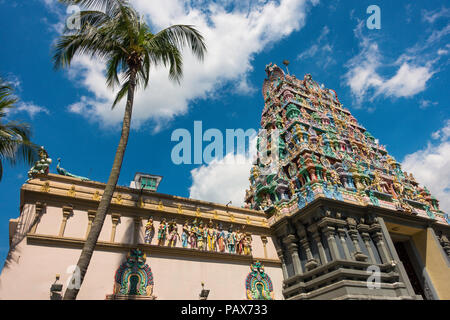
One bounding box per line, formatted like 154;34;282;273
393;241;426;299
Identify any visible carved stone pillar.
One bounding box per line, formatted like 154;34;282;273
308;224;328;265
283;234;303;275
369;222;391;264
275;248;289;280
318;218;341;261
438;234;450;257
296;224;318;270
58;206;73;237
85;210;96;239
30;202;46;234
133;216;142;244
357;223;376;263
347;218;368;262
110;213;121;243
337;227;351;260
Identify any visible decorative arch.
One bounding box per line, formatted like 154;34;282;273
113;248;154;297
245;261;274;300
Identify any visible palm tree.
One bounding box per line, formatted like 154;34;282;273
53;0;206;299
0;78;39;181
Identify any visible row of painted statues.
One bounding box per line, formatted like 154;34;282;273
144;218;252;255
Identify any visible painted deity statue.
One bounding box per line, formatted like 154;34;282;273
207;220;216;251
181;220;190;248
144;217;155;244
157;219;168;246
189;220;198;249
167;220;179;247
216;223;226;253
197;221;205;251
226;225;236;253
27;146;52;180
243;233;252;256
236;227;245;255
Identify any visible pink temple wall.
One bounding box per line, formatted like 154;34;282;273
0;202;283;300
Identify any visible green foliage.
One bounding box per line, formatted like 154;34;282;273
53;0;207;108
0;78;39;181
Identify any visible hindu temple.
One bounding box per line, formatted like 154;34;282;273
0;64;449;300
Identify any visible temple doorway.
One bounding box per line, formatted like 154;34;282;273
393;241;426;299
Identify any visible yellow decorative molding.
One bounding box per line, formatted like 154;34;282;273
157;201;164;210
213;210;218;219
196;207;201;217
177;204;183;214
138;197;144;208
229;213;235;222
246;216;251;225
92;190;101;201
114;194;123;205
41;182;50;193
68;185;76;197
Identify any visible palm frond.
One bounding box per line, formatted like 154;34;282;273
153;25;207;61
111;80;129;109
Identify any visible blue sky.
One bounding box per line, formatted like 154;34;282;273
0;0;449;266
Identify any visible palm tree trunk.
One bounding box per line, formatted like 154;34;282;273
63;68;137;300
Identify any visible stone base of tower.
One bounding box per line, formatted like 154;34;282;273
270;197;450;300
281;260;419;300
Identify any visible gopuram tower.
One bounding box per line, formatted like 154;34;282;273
244;63;450;300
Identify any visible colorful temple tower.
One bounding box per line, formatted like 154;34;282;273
244;63;450;300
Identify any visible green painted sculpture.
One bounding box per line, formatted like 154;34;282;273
56;158;90;181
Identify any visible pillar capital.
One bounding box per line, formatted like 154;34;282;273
87;210;96;221
111;213;121;224
62;205;73;218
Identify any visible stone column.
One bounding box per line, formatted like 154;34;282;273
283;234;304;275
358;224;376;264
275;247;289;280
296;223;318;270
337;227;351;260
438;234;450;258
308;224;328;265
58;206;73;237
347;218;368;262
133;216;142;244
110;213;121;243
318;219;341;261
85;210;96;239
30;202;45;234
369;222;391;264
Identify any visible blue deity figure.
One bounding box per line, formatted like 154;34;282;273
181;221;190;248
226;226;236;253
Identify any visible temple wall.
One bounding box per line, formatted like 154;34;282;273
412;228;450;299
0;237;283;300
0;176;282;300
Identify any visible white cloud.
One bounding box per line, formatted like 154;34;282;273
402;120;450;213
189;135;257;206
13;102;50;118
419;99;438;109
344;21;437;105
422;7;450;24
56;0;317;131
2;75;50;118
431;119;450;141
297;26;334;68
